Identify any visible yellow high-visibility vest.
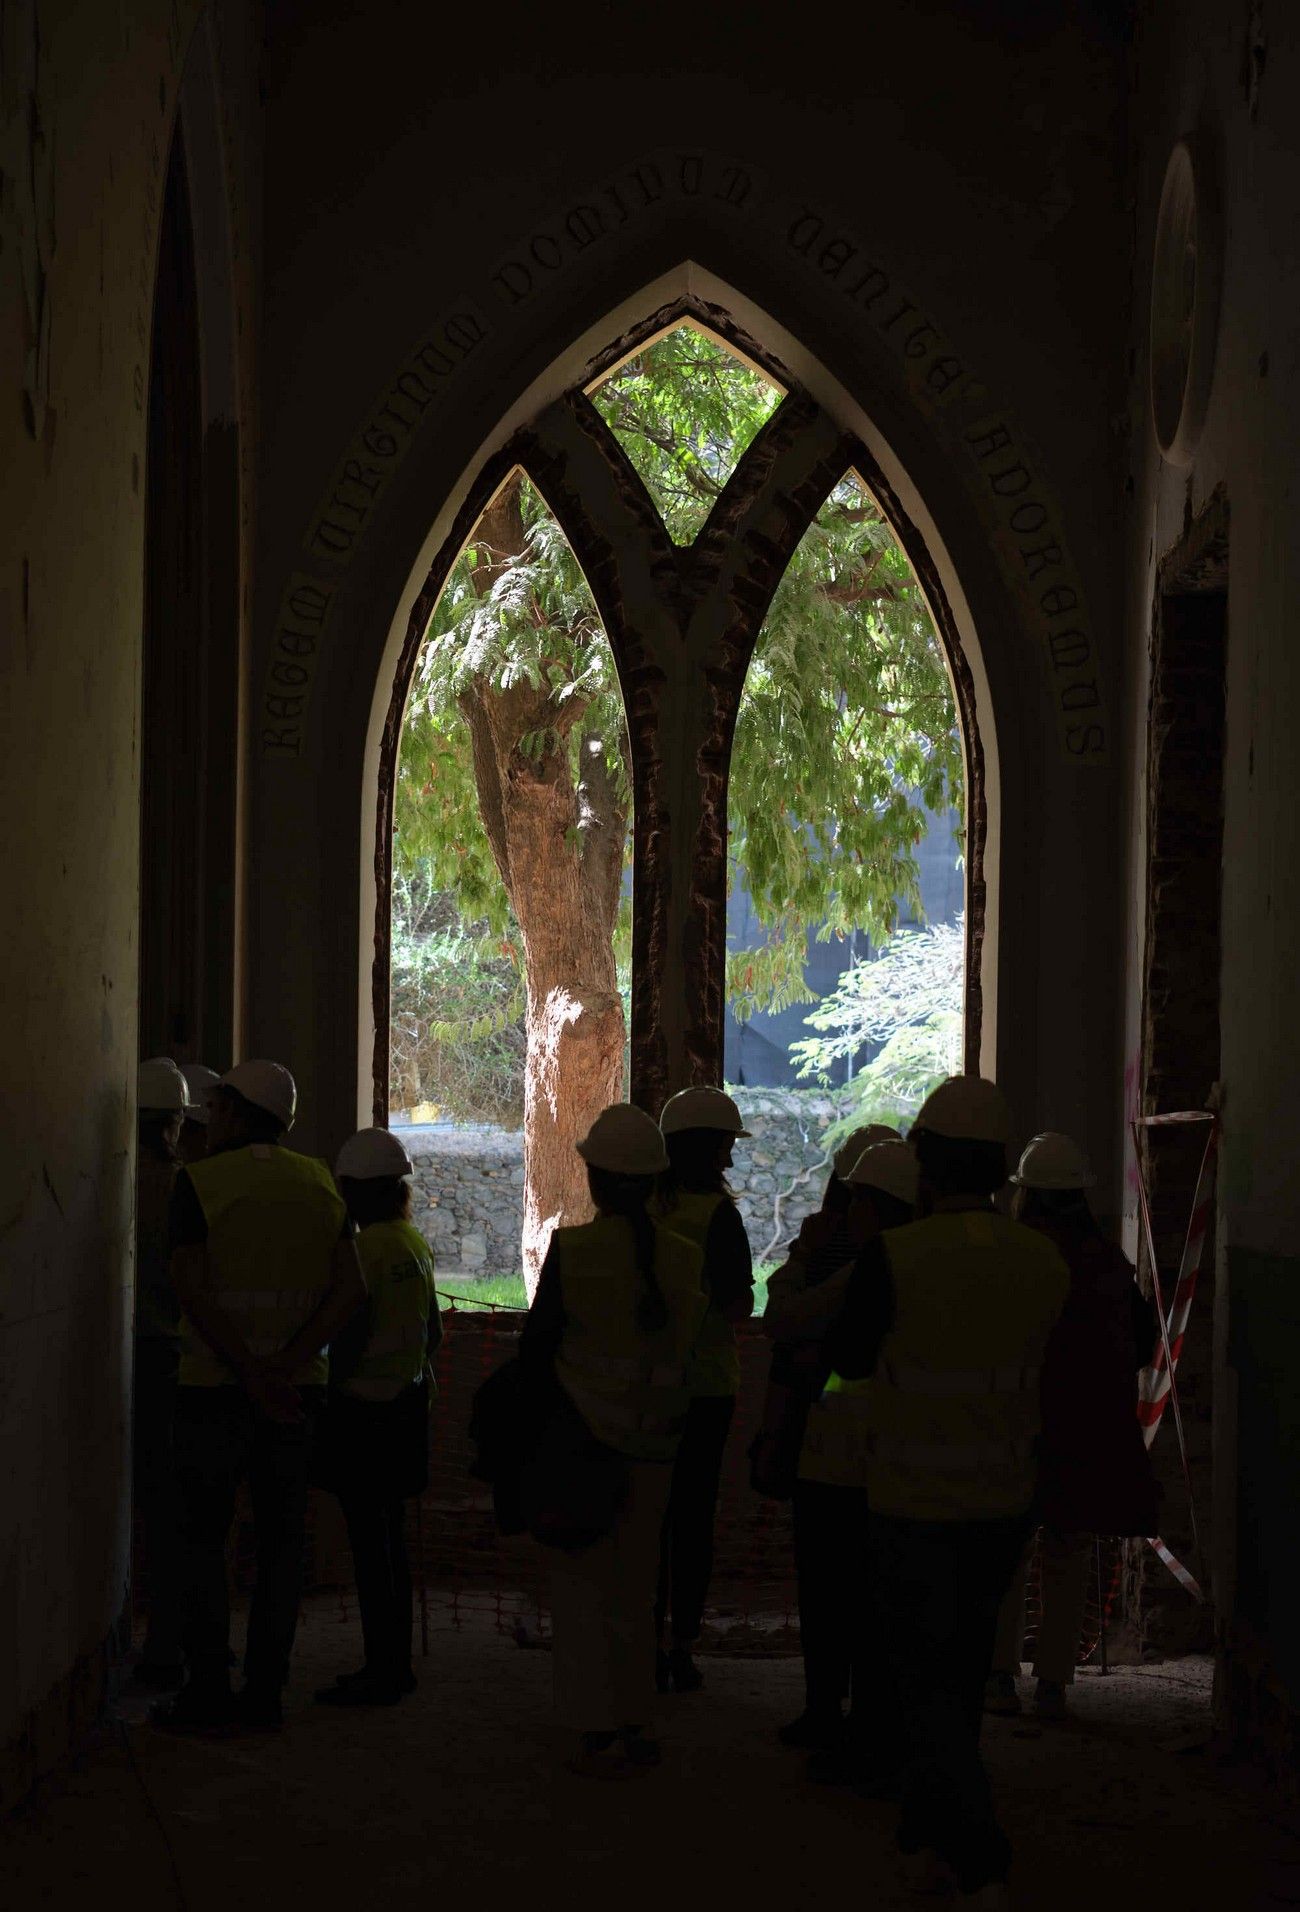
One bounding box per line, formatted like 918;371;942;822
554;1215;707;1461
663;1188;744;1397
178;1144;346;1388
343;1219;438;1403
857;1210;1070;1519
798;1368;873;1488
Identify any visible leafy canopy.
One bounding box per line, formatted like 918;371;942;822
393;324;964;1104
590;324;782;543
791;915;965;1136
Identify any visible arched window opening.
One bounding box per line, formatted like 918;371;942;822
381;303;981;1298
727;468;964;1235
588;322;782;543
391;471;631;1289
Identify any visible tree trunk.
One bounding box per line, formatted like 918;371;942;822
459;476;629;1291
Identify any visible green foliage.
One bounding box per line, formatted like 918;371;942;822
395;475;629;953
590;325;781;543
792;916;965;1134
727;477;963;1016
388;871;526;1125
392;323;964;1119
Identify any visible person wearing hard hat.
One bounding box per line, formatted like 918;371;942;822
986;1132;1159;1723
761;1141;919;1772
652;1086;755;1695
132;1057;194;1688
519;1104;707;1776
178;1063;221;1165
823;1076;1070;1907
155;1060;366;1734
315;1128;441;1709
747;1123;902;1513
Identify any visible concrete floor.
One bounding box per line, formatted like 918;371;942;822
4;1599;1298;1911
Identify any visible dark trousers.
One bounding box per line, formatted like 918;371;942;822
173;1386;321;1696
867;1511;1029;1894
655;1394;735;1646
793;1478;868;1723
340;1491;413;1683
133;1338;184;1668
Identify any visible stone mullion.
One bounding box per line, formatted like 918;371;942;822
523;395;856;1112
673;406;857;1099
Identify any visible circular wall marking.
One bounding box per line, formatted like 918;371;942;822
1150;136;1222;468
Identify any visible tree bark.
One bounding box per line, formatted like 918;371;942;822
460;475;628;1290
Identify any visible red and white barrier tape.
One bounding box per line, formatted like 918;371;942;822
1131;1111;1219;1600
1145;1534;1206;1602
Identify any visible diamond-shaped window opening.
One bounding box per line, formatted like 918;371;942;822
587;322;784;546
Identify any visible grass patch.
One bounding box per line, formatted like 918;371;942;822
437;1263;779;1315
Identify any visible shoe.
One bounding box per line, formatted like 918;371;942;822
1034;1679;1068;1722
777;1710;844;1751
667;1647;703;1692
150;1685;234;1735
231;1685;283;1732
314;1675;403;1708
619;1729;662;1768
133;1659;186;1691
983;1673;1021;1717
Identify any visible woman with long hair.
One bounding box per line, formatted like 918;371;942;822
520;1104;707;1776
652;1088;756;1693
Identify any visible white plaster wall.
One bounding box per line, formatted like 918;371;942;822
0;0;203;1793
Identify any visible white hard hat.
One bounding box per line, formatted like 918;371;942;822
1011;1131;1096;1190
220;1059;297;1130
832;1122;901;1181
336;1127;414;1180
138;1056;192;1113
912;1075;1012;1145
181;1064;221;1125
577;1104;669;1176
660;1087;750;1138
847;1139;920;1207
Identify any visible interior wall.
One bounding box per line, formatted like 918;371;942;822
0;0;260;1804
1124;2;1300;1756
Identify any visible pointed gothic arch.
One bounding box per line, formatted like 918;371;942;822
369;287;990;1121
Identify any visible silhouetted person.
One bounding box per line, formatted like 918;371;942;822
132;1057;192;1687
762;1140;917;1776
155;1060;365;1734
826;1078;1068;1906
749;1124;900;1510
520;1105;706;1776
988;1131;1159;1722
652;1089;754;1693
316;1128;440;1708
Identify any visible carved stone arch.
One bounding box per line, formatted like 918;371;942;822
254;243;1117;1169
370;295;986;1115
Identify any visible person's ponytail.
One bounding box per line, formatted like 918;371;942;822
588;1165;668;1333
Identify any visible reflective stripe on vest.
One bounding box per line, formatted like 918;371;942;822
663;1188;742;1397
554;1215;707;1461
856;1210;1070;1519
178;1144;345;1388
341;1220;437;1404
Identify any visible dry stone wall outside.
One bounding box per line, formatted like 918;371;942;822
398;1088;848;1276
